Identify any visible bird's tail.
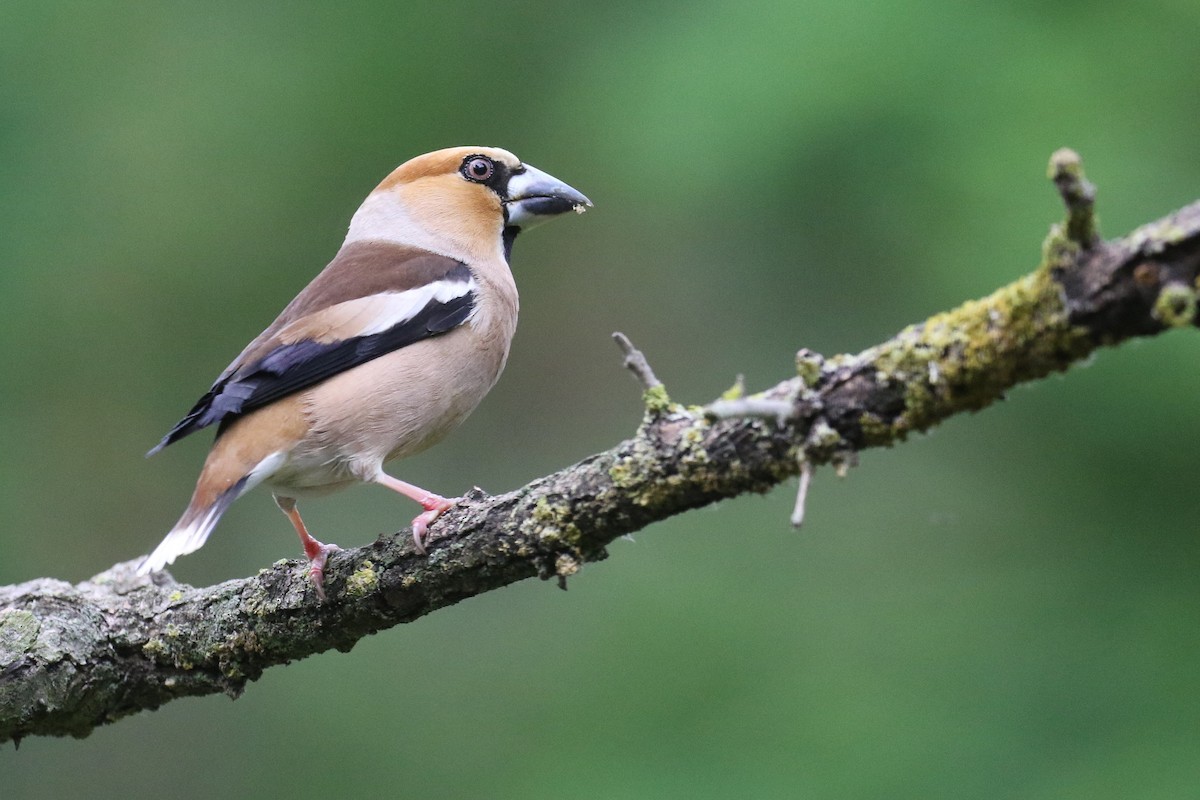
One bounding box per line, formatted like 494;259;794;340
139;403;294;576
138;477;248;575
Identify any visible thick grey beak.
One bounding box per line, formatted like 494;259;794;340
504;163;592;230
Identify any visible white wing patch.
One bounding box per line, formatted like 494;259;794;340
357;279;476;335
276;277;476;345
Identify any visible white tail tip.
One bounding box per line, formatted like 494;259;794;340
138;453;281;576
137;502;226;575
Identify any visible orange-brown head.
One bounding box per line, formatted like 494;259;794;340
348;146;591;265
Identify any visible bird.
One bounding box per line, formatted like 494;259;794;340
139;146;591;598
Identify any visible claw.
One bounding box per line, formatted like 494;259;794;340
274;493;340;601
410;495;456;553
306;541;342;601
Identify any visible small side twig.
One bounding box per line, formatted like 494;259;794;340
706;397;795;426
1048;147;1099;248
791;460;813;528
612;332;662;390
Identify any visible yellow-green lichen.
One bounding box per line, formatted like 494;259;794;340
678;418;731;492
643;384;674;415
719;376;745;401
142;638;169;659
610;450;680;508
680;424;710;464
629;413;724;503
524;497;582;544
858;413;893;447
867;262;1091;437
345;560;379;597
634;473;687;507
1041;221;1084;272
795;350;824;387
168;590;184;602
1153;283;1197;328
608;457;637;488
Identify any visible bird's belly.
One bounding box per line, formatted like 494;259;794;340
265;327;508;495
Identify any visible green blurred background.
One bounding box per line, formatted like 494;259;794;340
4;1;1200;797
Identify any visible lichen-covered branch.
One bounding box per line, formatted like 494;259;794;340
3;151;1198;745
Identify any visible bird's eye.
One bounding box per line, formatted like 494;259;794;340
463;156;495;182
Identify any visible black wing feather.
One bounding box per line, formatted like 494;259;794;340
148;274;474;455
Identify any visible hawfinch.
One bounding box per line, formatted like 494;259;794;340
139;146;590;597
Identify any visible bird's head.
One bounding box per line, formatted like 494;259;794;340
346;146;591;264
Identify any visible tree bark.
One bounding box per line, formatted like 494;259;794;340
2;150;1198;745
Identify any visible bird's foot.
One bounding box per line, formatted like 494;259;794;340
303;539;341;601
410;495;457;554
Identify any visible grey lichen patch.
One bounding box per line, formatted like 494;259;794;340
345;561;379;598
1152;282;1198;328
1126;216;1189;255
243;578;290;619
805;418;845;459
0;610;40;663
142;623;201;672
554;552;581;579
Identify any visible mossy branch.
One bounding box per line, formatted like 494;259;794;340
3;150;1199;745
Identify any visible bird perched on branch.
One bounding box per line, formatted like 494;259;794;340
139;146;591;598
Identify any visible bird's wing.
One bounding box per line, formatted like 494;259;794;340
149;247;475;454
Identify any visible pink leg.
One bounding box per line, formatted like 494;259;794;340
274;494;340;600
374;473;456;554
